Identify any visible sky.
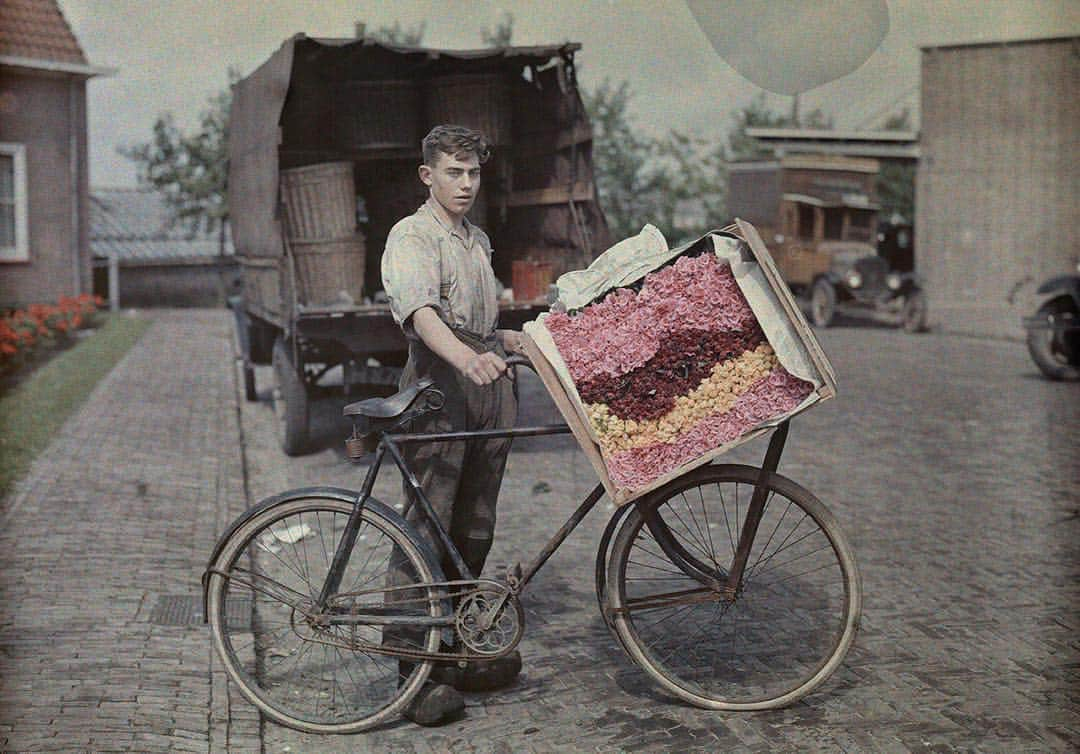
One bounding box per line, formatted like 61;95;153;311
57;0;1080;188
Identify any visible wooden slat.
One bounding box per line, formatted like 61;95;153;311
506;181;594;207
521;332;617;502
734;218;838;393
237;255;279;268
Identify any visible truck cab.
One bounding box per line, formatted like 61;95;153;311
728;155;925;331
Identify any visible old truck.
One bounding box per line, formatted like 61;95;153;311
728;154;926;331
228;34;611;455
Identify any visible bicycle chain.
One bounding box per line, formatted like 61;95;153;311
294;578;525;662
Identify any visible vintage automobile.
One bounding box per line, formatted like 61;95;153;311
806;220;926;331
728;155;927;331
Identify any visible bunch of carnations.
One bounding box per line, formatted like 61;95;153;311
543;252;814;492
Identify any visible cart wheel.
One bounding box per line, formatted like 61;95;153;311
810;278;836;328
271;337;309;455
901;289;928;333
242;364;257;402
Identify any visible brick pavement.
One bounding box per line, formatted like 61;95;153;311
2;310;1077;752
244;326;1080;753
0;310;260;752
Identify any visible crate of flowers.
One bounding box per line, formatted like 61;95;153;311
521;219;836;505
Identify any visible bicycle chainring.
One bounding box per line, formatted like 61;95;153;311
454;586;524;656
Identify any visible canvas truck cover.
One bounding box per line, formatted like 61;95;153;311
228;34;591;263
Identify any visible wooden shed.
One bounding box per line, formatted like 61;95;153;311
916;35;1079;337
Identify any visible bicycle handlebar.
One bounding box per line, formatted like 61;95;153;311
504;353;536;374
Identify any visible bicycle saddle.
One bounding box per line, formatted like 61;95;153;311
343;377;436;420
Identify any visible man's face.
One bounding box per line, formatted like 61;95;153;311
419;151;481;219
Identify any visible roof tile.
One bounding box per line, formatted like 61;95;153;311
90;188;233;261
0;0;88;65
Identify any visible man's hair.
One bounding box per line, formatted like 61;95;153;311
421;125;491;166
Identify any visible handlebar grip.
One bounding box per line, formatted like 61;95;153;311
504;353;535;373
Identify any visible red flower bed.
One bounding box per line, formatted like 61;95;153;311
0;294;103;375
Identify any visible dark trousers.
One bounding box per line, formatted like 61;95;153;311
385;330;517;651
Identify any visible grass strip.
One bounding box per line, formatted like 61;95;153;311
0;313;152;499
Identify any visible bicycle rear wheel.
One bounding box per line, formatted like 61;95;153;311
206;494;444;733
607;464;861;709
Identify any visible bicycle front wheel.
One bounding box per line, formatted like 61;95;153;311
207;494;443;733
607;464;861;710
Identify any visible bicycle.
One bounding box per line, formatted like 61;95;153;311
203;354;862;734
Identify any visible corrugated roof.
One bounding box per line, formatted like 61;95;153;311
919;33;1079;51
90;188;233;262
0;0;87;65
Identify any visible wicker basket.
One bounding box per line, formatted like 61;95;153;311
288;234;366;307
334;80;421;149
426;74;511;145
280;162;356;240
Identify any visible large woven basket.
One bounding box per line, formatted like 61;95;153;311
280;162;356;240
426;74;511;145
288;234;366;307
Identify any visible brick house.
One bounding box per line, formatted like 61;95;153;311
0;0;112;308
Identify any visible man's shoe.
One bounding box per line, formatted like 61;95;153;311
401;682;465;726
432;650;522;693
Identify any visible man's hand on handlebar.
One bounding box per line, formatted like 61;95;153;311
462;351;509;386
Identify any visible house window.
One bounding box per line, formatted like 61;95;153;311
0;143;29;262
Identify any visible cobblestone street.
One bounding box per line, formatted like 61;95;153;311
1;309;1077;752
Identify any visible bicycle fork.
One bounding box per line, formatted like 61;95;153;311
722;420;790;598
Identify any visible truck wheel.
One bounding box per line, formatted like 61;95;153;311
1026;298;1080;381
901;290;928;333
271;337;310;455
810;279;836;328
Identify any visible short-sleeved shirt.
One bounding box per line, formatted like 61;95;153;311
381;199;499;340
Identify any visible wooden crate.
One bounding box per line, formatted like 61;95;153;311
522;219;836;506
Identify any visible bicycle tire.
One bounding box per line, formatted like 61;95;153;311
207;494;444;733
607;464;861;710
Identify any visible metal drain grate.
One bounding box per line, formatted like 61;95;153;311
149;594;251;629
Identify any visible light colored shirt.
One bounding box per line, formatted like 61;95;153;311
381;199;499;340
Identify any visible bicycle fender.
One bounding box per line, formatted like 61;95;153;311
201;486;446;622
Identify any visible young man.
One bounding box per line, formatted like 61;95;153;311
381;125;525;726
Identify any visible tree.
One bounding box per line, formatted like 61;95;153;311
360;20;426;45
583;79;728;243
725;93;836;163
581;79;658;240
120;68;238;254
481;13;514;47
877;107;916;223
645;131;727;243
725;94;794;162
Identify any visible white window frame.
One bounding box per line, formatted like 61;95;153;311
0;143;29;263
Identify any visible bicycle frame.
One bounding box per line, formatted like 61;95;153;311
318;404;791;611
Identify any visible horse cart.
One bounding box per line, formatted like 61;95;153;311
228;34;611;454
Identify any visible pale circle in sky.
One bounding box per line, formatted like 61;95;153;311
686;0;890;95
